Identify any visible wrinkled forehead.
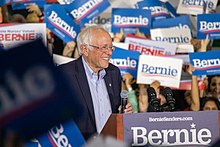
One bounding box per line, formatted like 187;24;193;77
90;29;112;44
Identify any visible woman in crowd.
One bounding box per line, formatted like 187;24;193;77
200;96;220;110
207;75;220;100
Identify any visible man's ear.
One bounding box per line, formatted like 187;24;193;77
81;44;89;56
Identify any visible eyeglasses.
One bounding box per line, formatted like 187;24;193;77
88;44;115;52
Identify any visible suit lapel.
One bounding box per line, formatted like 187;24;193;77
75;58;96;123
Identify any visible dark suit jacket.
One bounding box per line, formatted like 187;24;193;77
58;56;122;140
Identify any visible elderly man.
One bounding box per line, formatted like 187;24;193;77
58;25;133;140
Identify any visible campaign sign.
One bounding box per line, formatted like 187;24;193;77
135;0;171;21
150;28;192;44
25;120;85;147
164;1;180;17
0;40;81;140
123;111;220;146
170;54;191;90
0;0;10;6
125;36;177;55
110;47;140;78
57;0;75;5
63;0;110;26
111;8;151;34
189;50;220;76
167;54;203;90
197;13;220;40
0;23;46;49
113;42;129;50
176;0;218;15
176;44;194;53
137;55;183;88
44;4;80;43
85;15;111;31
152;15;192;32
12;0;46;10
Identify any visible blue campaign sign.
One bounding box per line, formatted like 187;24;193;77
110;48;140;78
44;4;80;43
12;0;45;10
111;8;151;34
57;0;75;5
63;0;110;26
135;0;171;22
25;120;85;147
0;40;82;140
152;15;192;31
164;1;179;17
0;0;10;6
197;13;220;40
189;50;220;76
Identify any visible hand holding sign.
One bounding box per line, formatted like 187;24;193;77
26;3;43;17
135;28;147;39
200;35;210;52
113;28;124;43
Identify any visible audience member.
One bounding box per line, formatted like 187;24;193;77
200;96;220;110
183;64;200;111
10;14;26;23
122;72;138;113
63;41;80;58
207;75;220;100
26;4;44;22
26;12;39;23
0;5;9;23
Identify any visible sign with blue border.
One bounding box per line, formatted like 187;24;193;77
135;0;171;21
25;120;85;147
110;47;140;78
152;15;192;32
44;4;80;42
63;0;110;26
1;40;81;139
197;13;220;40
0;0;10;6
111;8;151;34
12;0;45;10
189;50;220;75
164;1;180;17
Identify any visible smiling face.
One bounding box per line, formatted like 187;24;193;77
82;28;113;73
210;76;220;99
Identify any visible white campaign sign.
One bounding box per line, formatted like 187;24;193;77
125;36;177;55
113;42;129;50
0;23;47;49
176;44;194;53
150;28;192;44
150;28;192;53
137;55;183;88
176;0;218;15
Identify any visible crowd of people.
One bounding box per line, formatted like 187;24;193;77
0;0;220;145
1;0;220;117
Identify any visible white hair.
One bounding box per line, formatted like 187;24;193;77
76;25;108;56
